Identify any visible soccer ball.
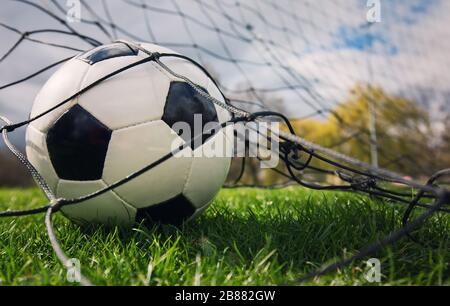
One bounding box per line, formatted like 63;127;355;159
25;42;232;227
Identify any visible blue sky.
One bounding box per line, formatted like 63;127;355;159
399;0;439;24
335;26;398;55
334;0;441;54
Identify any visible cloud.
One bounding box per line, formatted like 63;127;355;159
285;0;450;116
0;0;449;126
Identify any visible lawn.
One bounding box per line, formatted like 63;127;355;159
0;187;449;285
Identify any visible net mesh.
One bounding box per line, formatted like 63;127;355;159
0;0;450;285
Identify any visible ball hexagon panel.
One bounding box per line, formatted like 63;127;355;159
102;120;191;208
46;104;112;181
183;129;232;208
135;194;196;227
29;58;90;133
57;179;136;226
25;124;59;192
77;57;171;131
162;81;218;149
153;52;210;90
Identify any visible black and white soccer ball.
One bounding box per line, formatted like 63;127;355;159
26;42;232;227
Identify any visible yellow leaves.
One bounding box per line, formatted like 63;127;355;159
283;83;432;175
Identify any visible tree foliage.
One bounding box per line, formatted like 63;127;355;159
288;84;436;177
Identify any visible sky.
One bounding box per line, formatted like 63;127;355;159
1;0;450;145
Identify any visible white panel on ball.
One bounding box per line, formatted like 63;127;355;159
29;59;90;133
102;120;192;208
25;124;59;192
155;58;209;89
57;179;136;226
183;129;232;208
139;43;208;90
78;56;170;130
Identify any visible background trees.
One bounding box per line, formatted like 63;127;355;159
289;84;436;177
227;84;449;185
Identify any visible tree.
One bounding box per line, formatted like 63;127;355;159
288;84;434;177
435;114;450;170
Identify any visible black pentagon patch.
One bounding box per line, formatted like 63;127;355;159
162;82;219;150
47;105;112;181
77;42;139;65
135;194;196;227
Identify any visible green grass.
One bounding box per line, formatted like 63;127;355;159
0;187;449;285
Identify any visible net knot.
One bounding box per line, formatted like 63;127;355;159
280;141;301;161
148;52;160;61
49;198;65;211
0;124;16;133
337;171;377;190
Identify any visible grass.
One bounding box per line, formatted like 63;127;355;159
0;187;449;286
